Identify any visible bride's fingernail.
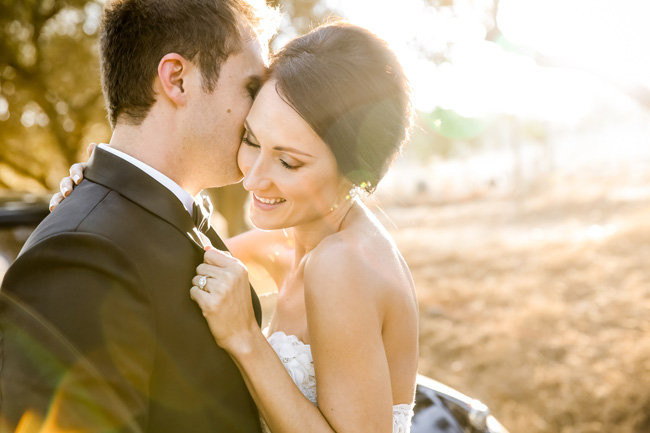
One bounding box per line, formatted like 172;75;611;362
73;175;81;184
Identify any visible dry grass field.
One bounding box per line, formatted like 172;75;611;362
381;175;650;433
2;164;648;433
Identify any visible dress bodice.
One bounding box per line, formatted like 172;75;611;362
260;330;414;433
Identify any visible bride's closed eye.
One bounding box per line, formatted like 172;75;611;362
278;158;299;170
242;132;301;170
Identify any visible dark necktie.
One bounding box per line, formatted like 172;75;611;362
192;196;212;235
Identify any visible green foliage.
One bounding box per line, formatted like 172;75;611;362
406;109;489;162
427;107;487;140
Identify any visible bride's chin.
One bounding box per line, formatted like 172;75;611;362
248;215;284;231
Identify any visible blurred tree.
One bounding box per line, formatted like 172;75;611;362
0;0;335;234
0;0;336;193
0;0;109;192
267;0;338;39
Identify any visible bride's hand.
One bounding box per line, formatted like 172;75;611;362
190;247;258;353
49;143;97;211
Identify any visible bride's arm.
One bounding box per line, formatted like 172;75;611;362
190;249;337;433
224;229;292;286
190;245;393;433
303;240;394;433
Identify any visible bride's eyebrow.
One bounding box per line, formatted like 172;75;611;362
273;146;314;158
245;120;314;158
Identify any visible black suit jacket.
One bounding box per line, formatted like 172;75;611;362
0;148;262;433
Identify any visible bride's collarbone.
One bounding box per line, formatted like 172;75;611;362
271;275;309;343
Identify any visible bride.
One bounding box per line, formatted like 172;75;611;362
53;22;418;433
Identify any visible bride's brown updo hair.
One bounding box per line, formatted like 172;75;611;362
268;23;412;193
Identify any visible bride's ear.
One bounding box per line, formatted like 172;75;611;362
157;53;188;107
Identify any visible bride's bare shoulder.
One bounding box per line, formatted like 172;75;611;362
304;220;412;309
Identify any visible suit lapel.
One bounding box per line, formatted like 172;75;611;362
84;147;206;251
85;148;262;326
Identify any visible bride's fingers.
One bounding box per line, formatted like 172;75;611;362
60;177;74;197
69;163;85;184
86;142;98;157
191;275;216;290
204;248;241;269
189;285;219;310
49;192;63;211
189;286;208;304
195;263;227;279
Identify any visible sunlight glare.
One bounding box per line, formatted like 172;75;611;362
326;0;649;122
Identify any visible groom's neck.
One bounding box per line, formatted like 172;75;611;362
108;122;197;195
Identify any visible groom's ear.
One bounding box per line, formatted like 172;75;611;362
158;53;189;106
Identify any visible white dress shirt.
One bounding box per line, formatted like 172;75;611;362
98;143;195;216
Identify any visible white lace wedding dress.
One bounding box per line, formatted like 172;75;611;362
260;330;414;433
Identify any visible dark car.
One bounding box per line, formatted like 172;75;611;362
413;375;509;433
0;192;510;433
0;192;51;276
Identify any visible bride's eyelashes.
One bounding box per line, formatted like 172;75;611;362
242;133;301;170
279;159;298;170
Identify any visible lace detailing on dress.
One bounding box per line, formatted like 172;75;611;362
392;403;415;433
260;330;414;433
266;331;318;404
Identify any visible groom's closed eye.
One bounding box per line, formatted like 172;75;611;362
245;76;262;98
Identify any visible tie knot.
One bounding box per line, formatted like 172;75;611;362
192;197;212;234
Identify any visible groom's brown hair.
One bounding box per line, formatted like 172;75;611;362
100;0;261;128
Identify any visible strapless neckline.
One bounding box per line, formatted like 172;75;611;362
261;330;414;433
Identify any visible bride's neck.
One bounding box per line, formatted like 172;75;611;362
290;199;358;262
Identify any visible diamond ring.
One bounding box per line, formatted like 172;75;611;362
197;275;208;291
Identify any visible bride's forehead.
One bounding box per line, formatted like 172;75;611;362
248;83;328;154
251;81;297;116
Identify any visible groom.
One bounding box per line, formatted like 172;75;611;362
0;1;270;432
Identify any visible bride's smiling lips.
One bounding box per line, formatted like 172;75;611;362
252;193;286;211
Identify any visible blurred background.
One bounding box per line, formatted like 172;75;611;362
1;1;649;432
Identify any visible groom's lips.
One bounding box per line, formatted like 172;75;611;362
252;193;286;211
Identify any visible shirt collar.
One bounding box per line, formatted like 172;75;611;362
97;143;195;216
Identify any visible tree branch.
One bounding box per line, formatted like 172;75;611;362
0;159;49;190
0;176;11;189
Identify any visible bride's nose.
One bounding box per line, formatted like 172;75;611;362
242;159;272;192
